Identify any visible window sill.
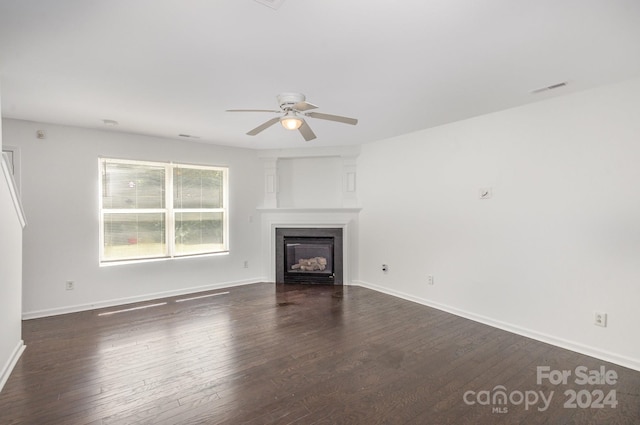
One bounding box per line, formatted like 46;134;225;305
99;251;230;267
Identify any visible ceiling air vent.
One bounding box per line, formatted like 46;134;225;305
254;0;285;10
531;81;568;94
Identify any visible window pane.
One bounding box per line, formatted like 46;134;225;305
99;158;227;264
173;167;223;209
103;213;166;261
102;162;165;209
175;212;224;255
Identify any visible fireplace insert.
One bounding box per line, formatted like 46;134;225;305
284;236;334;283
275;228;343;284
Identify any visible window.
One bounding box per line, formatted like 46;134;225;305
99;158;228;264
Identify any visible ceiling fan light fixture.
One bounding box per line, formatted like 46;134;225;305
280;114;303;130
228;92;357;141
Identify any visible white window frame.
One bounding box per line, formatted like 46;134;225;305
98;157;229;265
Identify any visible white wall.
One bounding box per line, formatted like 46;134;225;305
2;119;264;318
0;90;25;391
356;76;640;370
0;166;24;391
277;156;343;208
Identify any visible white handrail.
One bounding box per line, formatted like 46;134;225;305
1;152;26;228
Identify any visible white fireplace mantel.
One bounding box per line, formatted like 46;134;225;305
259;146;360;209
258;208;360;285
257;147;361;284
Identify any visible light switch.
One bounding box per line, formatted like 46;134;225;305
479;187;492;199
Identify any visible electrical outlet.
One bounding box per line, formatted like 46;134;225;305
427;275;434;285
65;281;74;291
243;260;249;268
594;312;607;327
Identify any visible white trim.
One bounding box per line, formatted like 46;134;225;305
0;340;25;393
1;145;20;194
257;207;362;213
257;145;361;159
1;153;26;228
166;163;174;258
22;278;264;320
352;279;640;372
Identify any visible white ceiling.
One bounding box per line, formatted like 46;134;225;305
1;0;640;150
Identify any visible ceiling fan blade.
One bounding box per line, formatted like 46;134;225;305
293;101;318;112
298;120;317;141
305;112;358;125
227;109;281;113
247;117;280;136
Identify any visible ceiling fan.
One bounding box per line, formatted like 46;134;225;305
226;93;358;141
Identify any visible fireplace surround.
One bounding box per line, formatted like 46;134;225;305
276;227;343;284
258;206;359;285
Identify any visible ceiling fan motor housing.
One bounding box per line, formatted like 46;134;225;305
277;92;306;110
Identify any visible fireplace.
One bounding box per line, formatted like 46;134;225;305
276;228;343;284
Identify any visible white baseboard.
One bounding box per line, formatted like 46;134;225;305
22;278;267;320
0;340;25;393
351;280;640;372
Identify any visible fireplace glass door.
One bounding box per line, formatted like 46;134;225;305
284;237;334;283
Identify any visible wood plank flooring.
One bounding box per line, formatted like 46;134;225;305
1;283;639;424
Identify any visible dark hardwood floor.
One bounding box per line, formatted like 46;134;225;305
1;283;639;424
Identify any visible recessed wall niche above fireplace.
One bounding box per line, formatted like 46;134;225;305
275;228;343;285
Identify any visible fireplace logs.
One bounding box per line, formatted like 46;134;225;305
291;257;328;271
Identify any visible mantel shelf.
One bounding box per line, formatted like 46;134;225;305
256;207;362;213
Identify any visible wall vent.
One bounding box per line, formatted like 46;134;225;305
531;81;568;94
